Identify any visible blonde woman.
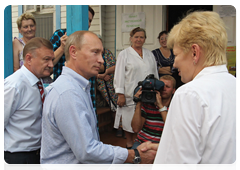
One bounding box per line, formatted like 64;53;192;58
154;11;236;164
13;12;36;72
13;12;54;85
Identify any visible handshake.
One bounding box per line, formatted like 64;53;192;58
133;141;159;164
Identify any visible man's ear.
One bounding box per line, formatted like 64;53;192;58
69;45;78;60
24;53;33;66
191;44;200;65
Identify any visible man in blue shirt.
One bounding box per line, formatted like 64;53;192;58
50;6;97;112
40;31;158;164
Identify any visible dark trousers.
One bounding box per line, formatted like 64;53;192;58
4;149;40;164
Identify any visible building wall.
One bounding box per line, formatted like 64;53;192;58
11;5;19;40
11;5;235;55
89;5;101;35
103;5;116;56
11;5;57;40
60;5;66;29
213;5;236;46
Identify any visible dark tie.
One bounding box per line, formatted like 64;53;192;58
37;81;45;107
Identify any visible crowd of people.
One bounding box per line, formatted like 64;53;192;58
4;7;236;165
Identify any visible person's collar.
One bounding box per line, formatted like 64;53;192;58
194;65;228;80
62;66;91;92
21;65;40;86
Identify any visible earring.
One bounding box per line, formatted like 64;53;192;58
193;61;196;65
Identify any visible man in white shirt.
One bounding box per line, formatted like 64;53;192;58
4;37;55;164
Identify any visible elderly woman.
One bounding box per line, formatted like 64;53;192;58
114;27;159;149
154;11;236;164
13;12;36;72
13;12;57;86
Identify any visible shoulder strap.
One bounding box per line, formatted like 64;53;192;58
14;37;25;46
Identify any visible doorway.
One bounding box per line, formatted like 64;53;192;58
167;5;213;31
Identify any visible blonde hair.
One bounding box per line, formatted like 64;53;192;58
167;11;228;67
16;12;36;29
160;75;176;89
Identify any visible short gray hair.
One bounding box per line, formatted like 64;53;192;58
23;37;53;60
64;31;89;61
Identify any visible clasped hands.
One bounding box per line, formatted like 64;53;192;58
137;141;159;164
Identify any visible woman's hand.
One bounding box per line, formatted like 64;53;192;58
158;66;172;75
59;32;68;51
117;94;126;107
104;75;111;81
97;73;106;80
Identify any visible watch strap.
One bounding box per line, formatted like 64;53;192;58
159;106;167;112
133;149;141;164
134;149;140;157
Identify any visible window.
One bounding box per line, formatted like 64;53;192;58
34;13;53;40
24;5;37;12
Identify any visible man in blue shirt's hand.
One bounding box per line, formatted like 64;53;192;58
40;31;158;164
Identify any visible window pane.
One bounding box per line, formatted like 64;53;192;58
42;5;54;9
26;5;34;10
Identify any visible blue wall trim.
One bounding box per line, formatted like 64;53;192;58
66;5;88;36
56;5;61;30
4;5;13;78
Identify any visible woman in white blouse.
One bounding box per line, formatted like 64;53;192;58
114;27;158;149
154;11;236;164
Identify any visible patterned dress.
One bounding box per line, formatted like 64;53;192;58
14;37;25;67
49;29;66;81
96;49;118;110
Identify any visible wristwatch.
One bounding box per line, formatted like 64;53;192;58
159;106;167;112
133;96;141;103
133;149;141;164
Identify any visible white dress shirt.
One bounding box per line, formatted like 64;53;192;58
114;46;159;132
4;65;43;152
154;65;236;164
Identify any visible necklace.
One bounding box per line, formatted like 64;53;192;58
132;46;143;58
